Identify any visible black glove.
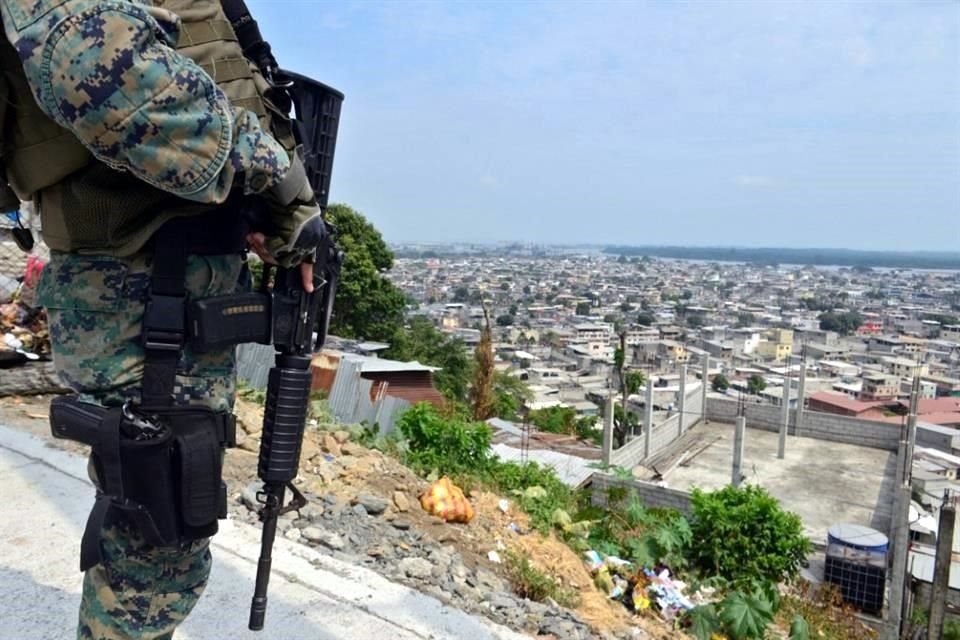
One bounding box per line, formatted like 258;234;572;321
261;157;327;268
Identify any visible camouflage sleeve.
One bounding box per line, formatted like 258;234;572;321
0;0;290;202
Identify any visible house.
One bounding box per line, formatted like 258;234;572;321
860;374;901;401
806;391;889;418
311;351;445;407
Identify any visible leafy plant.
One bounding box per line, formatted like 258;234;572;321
684;582;778;640
789;614;810;640
397;402;495;475
503;549;580;608
688;485;810;586
585;496;691;569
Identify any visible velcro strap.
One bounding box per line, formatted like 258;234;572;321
270;155;307;205
177;427;223;527
179;19;237;46
199;57;253;84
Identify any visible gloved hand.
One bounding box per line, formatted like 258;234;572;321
246;157;327;291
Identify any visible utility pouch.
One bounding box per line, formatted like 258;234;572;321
50;396;234;569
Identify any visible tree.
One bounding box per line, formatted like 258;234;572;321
624;370;646;396
325;204;406;342
452;286;470;303
387;316;472;403
711;374;730;393
529;406;578;435
491;372;532;421
469;309;495;420
575;302;591;316
687;315;705;329
747;374;766;395
636;312;655;326
620;301;632;313
735;312;755;328
496;314;514;326
508;303;519;316
818;311;864;335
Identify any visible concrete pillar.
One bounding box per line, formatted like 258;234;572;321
678;364;688;436
796;364;807;438
601;396;614;466
700;356;710;426
887;438;912;640
644;378;653;461
732;416;746;488
778;375;790;459
929;498;957;640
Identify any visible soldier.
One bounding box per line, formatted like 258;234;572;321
0;0;324;637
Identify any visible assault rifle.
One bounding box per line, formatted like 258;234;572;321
216;0;345;629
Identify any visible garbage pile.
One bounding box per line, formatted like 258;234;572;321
1;255;49;366
584;550;715;623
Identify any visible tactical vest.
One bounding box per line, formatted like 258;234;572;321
0;0;296;256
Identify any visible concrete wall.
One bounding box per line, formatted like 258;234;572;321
706;397;900;452
610;386;702;468
591;472;692;515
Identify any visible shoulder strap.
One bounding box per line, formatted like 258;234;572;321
219;0;278;76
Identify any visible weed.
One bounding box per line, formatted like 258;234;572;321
502;549;580;608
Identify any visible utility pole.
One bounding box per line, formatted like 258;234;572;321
887;370;922;640
928;492;956;640
601;395;614;466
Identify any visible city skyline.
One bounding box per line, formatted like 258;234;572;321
258;1;959;251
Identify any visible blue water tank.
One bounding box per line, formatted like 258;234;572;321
825;523;888;613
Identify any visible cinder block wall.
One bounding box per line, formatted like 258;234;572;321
706;397;899;452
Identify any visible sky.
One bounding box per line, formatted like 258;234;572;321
255;1;960;251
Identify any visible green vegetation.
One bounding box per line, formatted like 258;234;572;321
686;314;705;329
818;311;864;335
325;204;407;342
736;312;756;328
575;301;592;315
503;550;580;608
490;371;532;421
688;485;811;585
636;312;655;326
712;374;730;393
747;374;767;395
469;311;494;420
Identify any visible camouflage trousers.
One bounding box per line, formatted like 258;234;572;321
38;250;244;640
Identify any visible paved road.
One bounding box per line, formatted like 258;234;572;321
0;424;530;640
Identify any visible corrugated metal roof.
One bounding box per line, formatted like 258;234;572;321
492;443;595;488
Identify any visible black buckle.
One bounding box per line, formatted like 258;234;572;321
143;294;186;351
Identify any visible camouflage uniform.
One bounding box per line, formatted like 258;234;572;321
0;0;296;637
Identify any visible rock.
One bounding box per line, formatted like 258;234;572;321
315;463;338;484
333;430;351;444
450;562;469;583
300;437;321;462
301;526;346;551
392;491;411;512
299;503;325;522
476;568;506;592
340;442;364;456
398;557;433;580
454;583;477;600
240;481;264;511
322;494;339;506
490;594;516;610
351;504;369;518
320;434;341;456
428;548;452;569
354;494;389;516
367;546;389;558
540;620;577;639
391;518;412;531
284;528;302;542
